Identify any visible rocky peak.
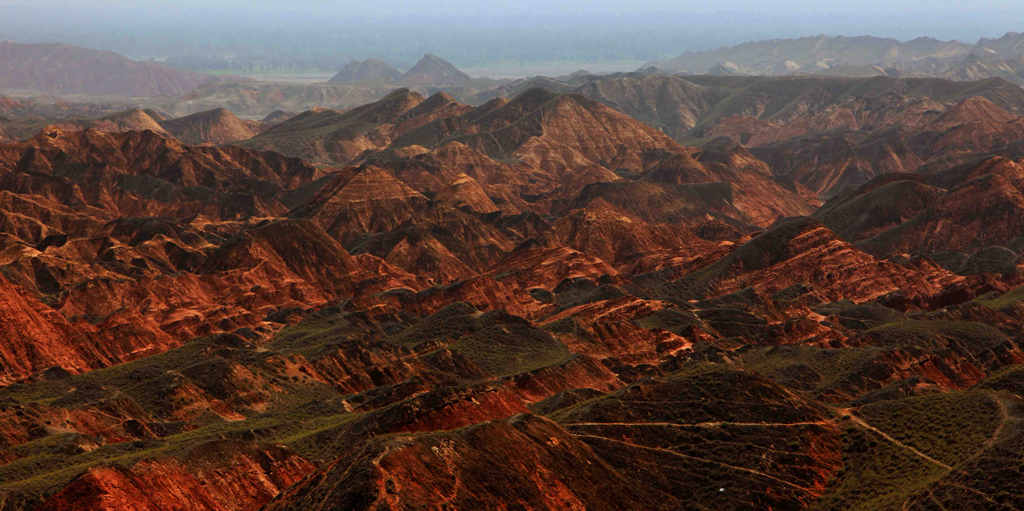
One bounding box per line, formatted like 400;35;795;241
329;58;403;83
401;54;472;86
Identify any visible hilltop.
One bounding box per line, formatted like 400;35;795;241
401;54;473;86
329;59;403;84
653;32;1024;84
0;41;211;96
159;107;260;145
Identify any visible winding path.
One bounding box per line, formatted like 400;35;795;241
565;420;831;428
572;433;815;493
837;408;953;471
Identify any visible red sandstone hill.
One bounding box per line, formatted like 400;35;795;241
747;95;1024;196
0;41;211;97
0;97;164;141
671;216;963;304
571;74;1024;144
857;157;1024;258
1;105;260;146
562;73;1024;197
159;108;260;145
85;108;170;136
2;77;1024;511
0;128;426;385
241;89;470;163
354;88;811;227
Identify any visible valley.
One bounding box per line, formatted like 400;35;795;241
1;26;1024;511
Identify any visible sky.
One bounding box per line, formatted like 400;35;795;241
1;1;1023;70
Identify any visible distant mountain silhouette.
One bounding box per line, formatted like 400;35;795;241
328;59;403;84
654;32;1024;84
401;54;472;86
0;41;210;96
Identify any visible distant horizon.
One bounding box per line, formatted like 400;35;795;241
3;28;1024;81
2;1;1023;74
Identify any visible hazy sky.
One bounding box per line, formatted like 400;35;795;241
1;0;1023;68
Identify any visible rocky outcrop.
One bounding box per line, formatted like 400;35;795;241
263;415;678;511
42;442;314;511
241;89;470;163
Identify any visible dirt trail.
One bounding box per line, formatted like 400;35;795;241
888;394;1021;511
977;394;1009;455
565;420;832;428
573;433;815;493
842;391;1013;476
838;408;952;470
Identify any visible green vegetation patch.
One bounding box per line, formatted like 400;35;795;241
864;319;1010;352
551;365;823;425
857;391;1001;467
980;364;1024;393
390;305;572;377
633;308;702;334
740;345;885;396
813;301;904;330
0;395;359;499
814;426;947;511
974;284;1024;311
450;314;571;377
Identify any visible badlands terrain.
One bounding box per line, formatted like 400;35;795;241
1;35;1024;511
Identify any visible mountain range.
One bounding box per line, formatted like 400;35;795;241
655;32;1024;84
330;55;473;87
2;34;1024;511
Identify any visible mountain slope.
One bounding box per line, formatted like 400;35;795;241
160;108;260;145
3;76;1024;511
656;35;971;76
329;59;403;84
0;41;210;96
240;89;470;163
401;54;472;86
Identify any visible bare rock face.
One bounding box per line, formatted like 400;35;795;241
0;128;404;382
295;164;428;239
813;173;943;242
263;415;678;511
574;74;713;140
818;157;1024;261
551;197;719;268
241;89;470;163
683;216;963;303
42;442;314;511
564;73;1024;198
265;369;843;511
88;109;171;137
319;165;426;205
433;173;499;213
160;108;260;145
0;274;95;383
5;74;1024;511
